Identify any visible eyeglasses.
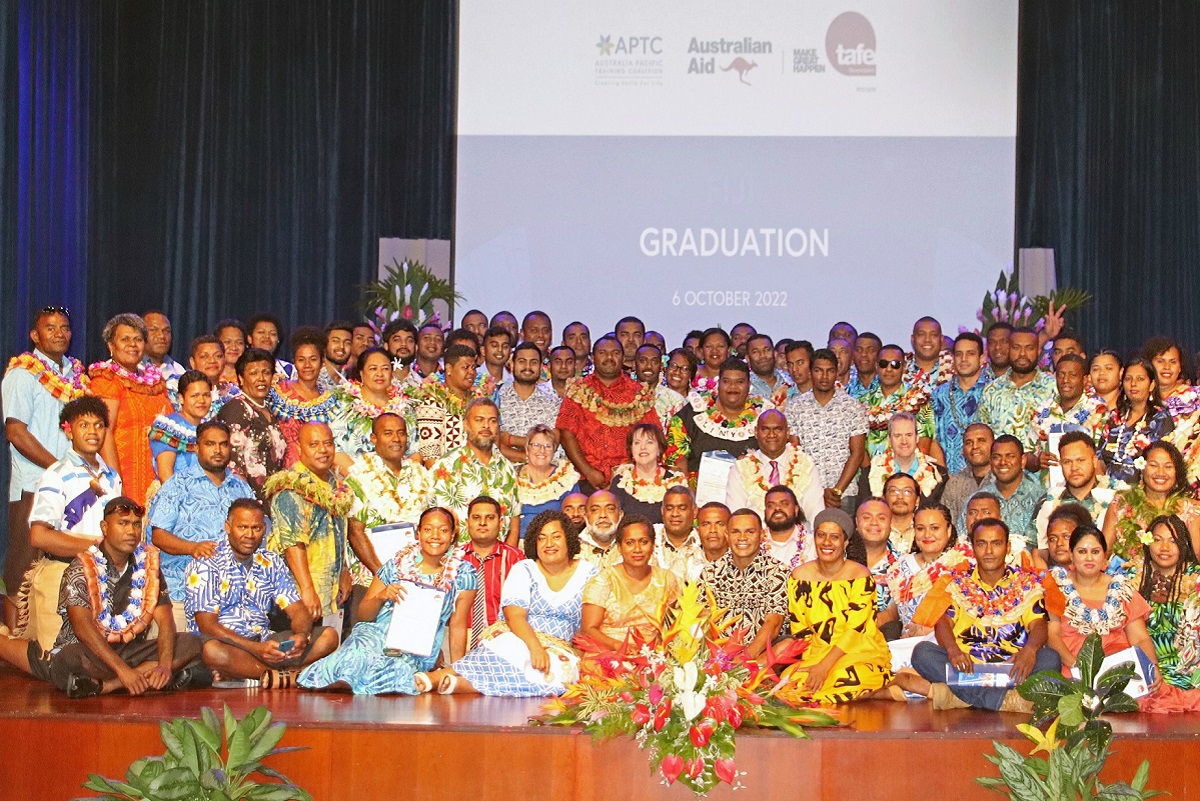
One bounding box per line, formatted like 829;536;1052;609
528;442;556;451
885;487;917;497
877;359;904;370
38;305;70;319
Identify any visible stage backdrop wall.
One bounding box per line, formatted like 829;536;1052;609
453;1;1020;346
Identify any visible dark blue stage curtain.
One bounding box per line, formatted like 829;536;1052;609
1017;1;1200;356
87;0;456;358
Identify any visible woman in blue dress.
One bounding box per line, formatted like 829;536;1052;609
148;370;212;482
298;506;476;695
515;425;580;540
417;510;596;696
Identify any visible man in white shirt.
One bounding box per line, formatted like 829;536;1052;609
726;409;824;525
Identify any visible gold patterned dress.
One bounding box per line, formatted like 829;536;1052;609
581;565;679;646
778;576;894;705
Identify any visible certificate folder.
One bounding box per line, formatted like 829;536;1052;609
383;580;446;658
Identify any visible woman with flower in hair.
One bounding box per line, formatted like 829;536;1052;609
332;347;413;462
517;425;580;539
1099;356;1173;488
269;327;346;468
148;370;212;483
1139;515;1200;694
91;314;172;506
298;507;477;695
1102;441;1200;573
609;423;685;524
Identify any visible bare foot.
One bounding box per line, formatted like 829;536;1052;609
892;669;931;698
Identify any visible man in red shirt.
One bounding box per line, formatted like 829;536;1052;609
557;335;658;492
455;495;524;648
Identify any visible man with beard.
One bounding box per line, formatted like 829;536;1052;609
431;398;520;545
759;486;816;569
1029;353;1107;474
548;345;576;399
637;343;684;431
615;316;646;375
143;311;185;381
883;473;921;554
148;420;255;633
1032;432;1114;557
454;495;525;645
957;436;1045;556
846;332;881;400
784;340;814;395
667;359;762;479
729;322;757;359
563;321;592;376
497;342;562;461
415;322;446;380
906;316;953;392
557;336;658;492
783;348;867;514
653;486;704;581
578;489;623;568
697;502;731;564
979;327;1056;454
983;322;1014;382
480;325;514;384
560;491;588;528
460;309;489;343
412;344;491;462
318;321;354;391
746;334;794;407
855;497;900;638
699;508;789;662
941;423;995;523
726;410;823;524
383;319;421;389
931;333;988;474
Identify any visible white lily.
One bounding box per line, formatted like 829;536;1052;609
676;690;707;722
673;661;698;692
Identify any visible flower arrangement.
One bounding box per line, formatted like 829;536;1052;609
537;583;838;794
970;270;1091;334
360;258;462;331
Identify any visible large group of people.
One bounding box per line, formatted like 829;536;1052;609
5;303;1200;717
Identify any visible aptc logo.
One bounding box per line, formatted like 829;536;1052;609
596;35;663;57
825;12;876;76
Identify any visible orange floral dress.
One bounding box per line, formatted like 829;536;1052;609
89;363;171;506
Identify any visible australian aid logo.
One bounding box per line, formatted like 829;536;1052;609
825;12;876;76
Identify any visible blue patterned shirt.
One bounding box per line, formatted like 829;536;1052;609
930;374;988;473
3;350;83;500
183;537;301;638
148;463;255;601
958;473;1047;551
978;371;1057;454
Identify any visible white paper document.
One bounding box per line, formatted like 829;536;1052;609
368;522;417;564
696;450;737;507
383;581;446;658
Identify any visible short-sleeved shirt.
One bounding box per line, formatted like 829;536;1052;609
1031;395;1108;451
783;390;868;496
930;375;987;474
430;445;520;536
55;546;171;650
147;464;255;601
958;473;1047;552
555;374;659;484
700;550;790;640
497;381;562;437
918;565;1046;663
29;450;122;540
183;538;301;638
1033;484;1116;549
859;383;935;457
266;465;348;616
3;351;83;500
455;540;525;629
978;371;1057;453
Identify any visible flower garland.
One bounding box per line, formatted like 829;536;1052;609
945;565;1044;627
1112;486;1191;560
735;447;814;498
1164;384;1200;419
409;374;495;418
564;376;656;428
263;467;354;517
1050;567;1134;636
867;450;940;497
518;460;582;505
691;374;720;394
688;392;765;441
612;463;685;504
393;542;463;592
886;542;974;605
5;352;89;402
347;453;432;524
79;543;161;643
148;414;197;454
88;360;166;395
865;383;930;432
338;381;409;422
1103;407;1159;467
268;385;343;423
905;349;954;389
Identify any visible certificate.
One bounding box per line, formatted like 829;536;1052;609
383;580;446;658
368;522;417;564
1047;423;1065;489
695;450;737;506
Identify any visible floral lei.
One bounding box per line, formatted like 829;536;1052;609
868;450;940;497
518;460;581;505
1104;407;1157;464
1113;486;1190;560
263;468;354;517
409;375;494;418
866;383;930;431
945;565;1043;627
79;543;161;643
689;392;765;441
338;380;409;422
148;414;197;453
88;360;166;395
6;352;89;402
267;385;342;423
612;463;685;503
736;447;814;498
1050;567;1133;636
564;376;656;427
905;350;954;388
887;543;973;605
393;542;463;593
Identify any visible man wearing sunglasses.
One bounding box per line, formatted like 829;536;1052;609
859;344;940;463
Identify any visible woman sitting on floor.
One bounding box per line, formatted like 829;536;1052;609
297;507;476;695
883;500;972;638
776;509;901;705
417;511;597;696
577;515;680;653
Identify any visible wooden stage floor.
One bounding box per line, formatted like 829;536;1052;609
2;668;1199;800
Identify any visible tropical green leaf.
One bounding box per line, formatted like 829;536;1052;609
234;724;287;772
160;720;185;762
189;714;223;756
1131;760;1150;792
82;774;141;796
244;784;311;801
1076;634;1107;689
1096;664;1136;699
1057;693;1085;729
146;766;199;800
995;757;1048;801
224;705;238;751
1103;692;1141;715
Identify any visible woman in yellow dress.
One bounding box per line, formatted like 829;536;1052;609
778;508;899;705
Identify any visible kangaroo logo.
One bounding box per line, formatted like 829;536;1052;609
721;57;758;85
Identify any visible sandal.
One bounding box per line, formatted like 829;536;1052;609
261;669;298;689
437;673;459;695
413;673;433;694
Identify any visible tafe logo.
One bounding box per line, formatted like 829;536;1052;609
825;12;876;76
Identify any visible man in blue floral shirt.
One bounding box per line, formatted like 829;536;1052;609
930;333;989;474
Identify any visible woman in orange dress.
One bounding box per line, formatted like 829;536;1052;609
90;314;171;506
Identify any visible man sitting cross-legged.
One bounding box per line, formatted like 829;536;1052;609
189;498;339;686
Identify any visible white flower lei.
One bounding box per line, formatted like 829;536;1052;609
517;460;581;505
612;463;685;504
1051;566;1134;636
88;544;151;637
